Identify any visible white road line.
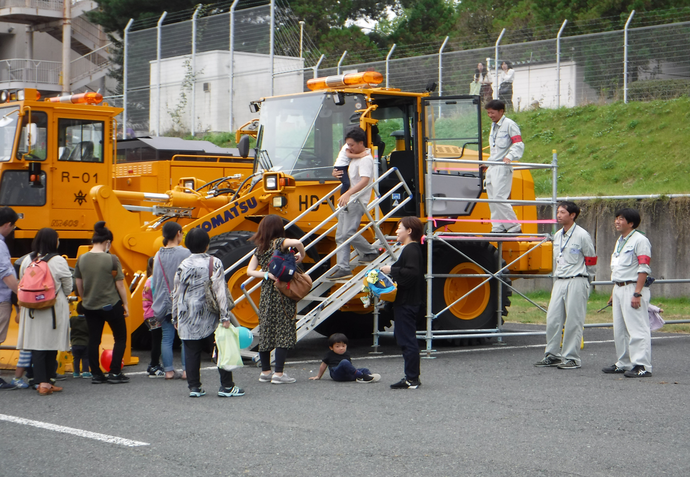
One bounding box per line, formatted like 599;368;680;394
0;414;150;447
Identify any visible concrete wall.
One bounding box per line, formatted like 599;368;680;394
513;198;690;298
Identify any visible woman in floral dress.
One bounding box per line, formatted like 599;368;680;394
247;215;306;384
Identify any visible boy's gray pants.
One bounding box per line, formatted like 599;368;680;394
335;199;376;272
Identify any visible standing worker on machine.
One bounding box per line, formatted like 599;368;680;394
482;99;524;234
534;201;596;369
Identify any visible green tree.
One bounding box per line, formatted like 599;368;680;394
388;0;457;45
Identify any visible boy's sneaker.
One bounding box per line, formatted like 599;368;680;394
10;378;29;389
53;373;67;381
624;365;652;378
357;373;381;383
91;374;108;384
107;373;130;384
81;372;93;379
359;253;379;263
258;372;273;383
72;372;81;378
271;373;296;384
602;364;626;374
218;386;245;397
557;360;581;370
148;366;165;378
189;387;206;398
390;378;421;389
534;355;562;367
0;379;18;390
328;269;353;280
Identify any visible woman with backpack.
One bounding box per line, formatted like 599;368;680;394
16;228;72;396
73;221;130;384
246;215;306;384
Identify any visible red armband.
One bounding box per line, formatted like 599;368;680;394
638;255;651;265
510;135;522;144
584;256;597;266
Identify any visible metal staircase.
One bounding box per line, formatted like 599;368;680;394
227;167;414;359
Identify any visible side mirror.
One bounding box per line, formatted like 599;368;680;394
18;123;38;152
237;135;250;159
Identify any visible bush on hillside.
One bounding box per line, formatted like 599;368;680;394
628;79;690;101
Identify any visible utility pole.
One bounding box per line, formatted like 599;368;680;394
62;0;71;93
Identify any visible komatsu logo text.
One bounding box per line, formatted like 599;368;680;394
197;198;258;231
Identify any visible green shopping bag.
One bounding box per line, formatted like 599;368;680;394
215;325;244;371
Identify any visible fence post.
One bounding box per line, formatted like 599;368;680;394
299;21;305;58
385;44;396;88
122;18;133;139
336;50;347;75
438;36;449;97
269;0;275;96
313;54;324;79
556;20;567;108
229;0;240;132
623;10;635;104
191;5;201;137
494;28;505;99
156;11;167;136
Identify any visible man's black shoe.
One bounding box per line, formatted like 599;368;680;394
91;374;109;384
107;373;130;384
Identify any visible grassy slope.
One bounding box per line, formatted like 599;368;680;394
499;96;690;196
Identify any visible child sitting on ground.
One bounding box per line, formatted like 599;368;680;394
309;333;380;383
70;312;91;379
333;144;372;194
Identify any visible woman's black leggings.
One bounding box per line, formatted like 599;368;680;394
32;350;58;384
259;347;288;373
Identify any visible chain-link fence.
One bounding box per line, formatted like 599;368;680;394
121;6;690;137
122;0;321;137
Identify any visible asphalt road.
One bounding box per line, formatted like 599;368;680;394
1;324;689;477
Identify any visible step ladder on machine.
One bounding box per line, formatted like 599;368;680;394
228;167;414;362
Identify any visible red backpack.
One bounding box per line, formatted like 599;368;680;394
17;253;59;310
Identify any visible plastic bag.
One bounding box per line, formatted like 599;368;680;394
214;325;243;371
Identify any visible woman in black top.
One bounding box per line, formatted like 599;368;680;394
381;216;425;389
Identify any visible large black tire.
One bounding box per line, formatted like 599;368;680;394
431;242;511;331
207;231;259;329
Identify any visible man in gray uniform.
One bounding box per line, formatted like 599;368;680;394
483;99;524;233
534;202;596;369
602;208;653;378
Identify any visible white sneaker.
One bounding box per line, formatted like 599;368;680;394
259;372;273;383
271;373;296;384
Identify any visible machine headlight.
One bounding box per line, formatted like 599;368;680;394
272;196;287;208
265;175;278;190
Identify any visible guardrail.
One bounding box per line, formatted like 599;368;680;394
0;59;61;86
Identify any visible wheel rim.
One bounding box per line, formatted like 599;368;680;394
443;262;490;320
227;266;260;328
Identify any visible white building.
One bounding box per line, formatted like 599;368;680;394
149;50;304;135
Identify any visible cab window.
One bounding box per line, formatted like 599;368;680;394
0;170;47;206
58;119;104;162
17;111;48;161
